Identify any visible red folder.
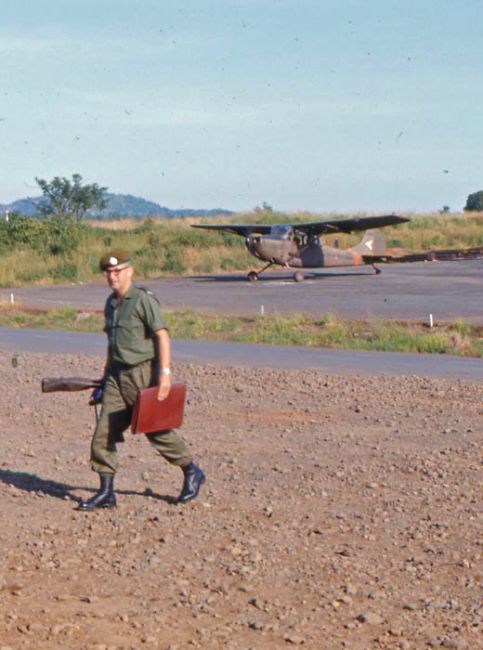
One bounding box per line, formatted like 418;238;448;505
131;383;187;434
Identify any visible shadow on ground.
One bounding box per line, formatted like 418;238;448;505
191;270;371;283
0;469;177;504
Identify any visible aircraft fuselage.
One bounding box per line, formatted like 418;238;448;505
246;229;364;269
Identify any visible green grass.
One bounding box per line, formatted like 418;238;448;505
0;211;481;287
0;305;481;358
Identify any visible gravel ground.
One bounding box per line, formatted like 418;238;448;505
0;351;481;650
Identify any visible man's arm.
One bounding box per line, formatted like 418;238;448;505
154;328;171;401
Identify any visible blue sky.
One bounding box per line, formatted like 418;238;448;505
1;0;482;213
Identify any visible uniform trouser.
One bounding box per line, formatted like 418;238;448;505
90;360;192;476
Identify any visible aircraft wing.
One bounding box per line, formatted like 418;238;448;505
192;224;273;237
192;215;408;237
294;214;409;235
192;214;409;237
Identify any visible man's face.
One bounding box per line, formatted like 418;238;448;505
104;263;133;295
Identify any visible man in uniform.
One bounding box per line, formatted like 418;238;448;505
78;249;205;510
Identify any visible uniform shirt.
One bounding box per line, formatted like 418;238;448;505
104;284;168;367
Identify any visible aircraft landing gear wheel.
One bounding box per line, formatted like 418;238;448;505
293;271;305;282
247;271;259;282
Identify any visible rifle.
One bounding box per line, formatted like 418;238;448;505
41;377;103;393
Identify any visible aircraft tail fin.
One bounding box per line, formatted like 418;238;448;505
350;229;387;256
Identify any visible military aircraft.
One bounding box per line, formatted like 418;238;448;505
192;215;482;281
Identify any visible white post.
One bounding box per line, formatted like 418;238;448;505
428;313;433;329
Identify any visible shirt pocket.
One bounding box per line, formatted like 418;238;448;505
115;317;136;343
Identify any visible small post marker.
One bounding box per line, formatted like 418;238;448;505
10;293;14;305
428;313;433;329
260;305;265;316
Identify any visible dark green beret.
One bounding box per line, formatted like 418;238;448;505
99;248;131;272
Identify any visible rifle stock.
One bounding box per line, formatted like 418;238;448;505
41;377;102;393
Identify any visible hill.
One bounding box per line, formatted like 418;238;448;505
0;193;232;219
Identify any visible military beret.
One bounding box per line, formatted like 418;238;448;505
99;248;131;272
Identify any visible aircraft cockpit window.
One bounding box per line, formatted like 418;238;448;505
270;224;293;239
295;232;308;247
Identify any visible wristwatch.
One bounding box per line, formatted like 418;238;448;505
160;368;171;375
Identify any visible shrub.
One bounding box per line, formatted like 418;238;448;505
464;191;483;211
161;246;186;274
220;231;242;247
50;262;81;282
221;257;238;270
46;216;85;255
1;214;48;248
146;231;162;252
133;218;156;234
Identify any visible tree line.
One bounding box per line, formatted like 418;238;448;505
28;173;483;216
5;172;483;220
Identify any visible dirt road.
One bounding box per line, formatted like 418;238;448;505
0;350;481;649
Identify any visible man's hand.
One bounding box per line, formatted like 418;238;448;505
157;374;171;401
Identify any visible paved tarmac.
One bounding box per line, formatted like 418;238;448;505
1;259;482;323
1;327;481;381
1;260;481;380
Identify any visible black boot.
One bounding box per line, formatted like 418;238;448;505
178;463;206;504
77;475;116;510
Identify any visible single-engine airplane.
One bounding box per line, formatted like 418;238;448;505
192;215;482;282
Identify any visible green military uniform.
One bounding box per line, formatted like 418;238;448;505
91;284;192;476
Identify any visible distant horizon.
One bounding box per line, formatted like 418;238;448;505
0;184;477;215
0;190;231;209
0;172;478;215
0;190;233;217
0;188;473;217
